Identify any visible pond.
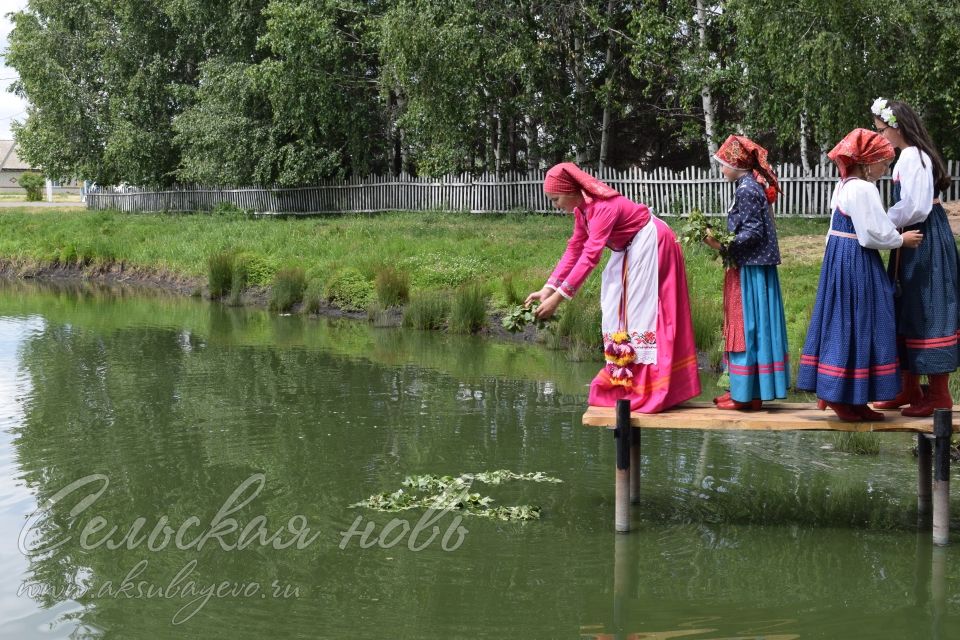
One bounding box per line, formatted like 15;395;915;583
0;279;957;639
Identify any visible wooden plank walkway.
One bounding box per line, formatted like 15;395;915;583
582;400;955;544
582;401;960;433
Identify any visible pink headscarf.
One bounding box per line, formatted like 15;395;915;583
543;163;620;203
828;128;895;179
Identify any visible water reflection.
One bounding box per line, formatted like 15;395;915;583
0;279;958;639
585;528;952;640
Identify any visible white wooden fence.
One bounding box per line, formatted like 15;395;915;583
86;161;960;217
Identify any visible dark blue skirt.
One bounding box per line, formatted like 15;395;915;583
888;203;960;374
797;212;900;403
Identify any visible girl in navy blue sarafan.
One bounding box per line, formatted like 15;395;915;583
797;128;923;422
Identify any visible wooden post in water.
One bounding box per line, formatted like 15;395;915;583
932;408;951;546
918;433;933;523
614;399;631;533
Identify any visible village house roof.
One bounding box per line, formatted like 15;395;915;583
0;140;33;171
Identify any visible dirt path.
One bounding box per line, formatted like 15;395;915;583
946;200;960;234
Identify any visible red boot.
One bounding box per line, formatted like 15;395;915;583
716;398;762;410
713;391;731;405
873;372;923;409
902;374;953;417
817;398;864;422
853;405;885;421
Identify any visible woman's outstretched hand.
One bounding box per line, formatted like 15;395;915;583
534;291;563;320
524;286;553;307
901;230;923;248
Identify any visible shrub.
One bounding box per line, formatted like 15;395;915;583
212;202;246;217
269;267;307;312
235;253;278;286
207;251;235;298
58;243;79;266
374;265;410;307
449;283;489;334
19;172;45;201
325;268;375;311
403;291;450;330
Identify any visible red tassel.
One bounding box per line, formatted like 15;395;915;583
765;185;778;204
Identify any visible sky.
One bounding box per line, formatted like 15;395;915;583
0;0;30;141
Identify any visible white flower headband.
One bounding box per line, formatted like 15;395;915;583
871;97;898;128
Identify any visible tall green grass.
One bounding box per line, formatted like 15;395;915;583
374;265;410;307
690;294;724;370
830;432;881;455
449;283;489;334
207;251;235;298
403;291;450;330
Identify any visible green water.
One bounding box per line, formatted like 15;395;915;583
0;279;957;639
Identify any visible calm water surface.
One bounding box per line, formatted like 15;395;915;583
0;279;957;639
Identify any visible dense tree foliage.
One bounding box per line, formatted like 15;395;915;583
6;0;960;185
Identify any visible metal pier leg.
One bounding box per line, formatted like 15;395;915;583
918;433;932;524
932;409;951;546
615;399;631;533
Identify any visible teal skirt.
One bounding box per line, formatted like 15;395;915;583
726;265;790;402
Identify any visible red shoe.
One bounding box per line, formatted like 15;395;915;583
716;398;762;410
713;391;731;405
817;398;864;422
874;372;923;409
902;374;953;417
853;404;885;421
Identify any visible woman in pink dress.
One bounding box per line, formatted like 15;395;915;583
526;163;701;412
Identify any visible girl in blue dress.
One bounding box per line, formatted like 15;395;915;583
870;98;959;416
797;128;923;421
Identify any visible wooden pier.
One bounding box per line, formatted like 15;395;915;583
583;400;957;544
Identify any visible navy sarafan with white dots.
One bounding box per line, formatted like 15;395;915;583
726;174;781;267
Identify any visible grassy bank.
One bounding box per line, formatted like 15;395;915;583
0;206;829;379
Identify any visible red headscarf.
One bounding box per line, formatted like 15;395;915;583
828;128;895;179
714;135;781;204
543;163;620;203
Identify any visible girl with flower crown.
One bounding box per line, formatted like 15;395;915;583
526;163;701;412
797;129;923;421
869;98;960;417
705;135;790;410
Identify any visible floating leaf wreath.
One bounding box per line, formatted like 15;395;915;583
351;470;562;522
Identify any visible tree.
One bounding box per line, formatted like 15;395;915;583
175;0;387;185
625;1;739;165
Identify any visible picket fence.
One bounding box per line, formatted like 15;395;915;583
85;161;960;217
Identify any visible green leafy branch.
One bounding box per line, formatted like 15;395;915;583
502;301;556;333
680;208;736;268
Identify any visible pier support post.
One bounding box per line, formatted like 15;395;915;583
918;433;932;523
614;399;631;533
932;409;951;546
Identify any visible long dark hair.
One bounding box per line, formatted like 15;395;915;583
887;100;952;193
